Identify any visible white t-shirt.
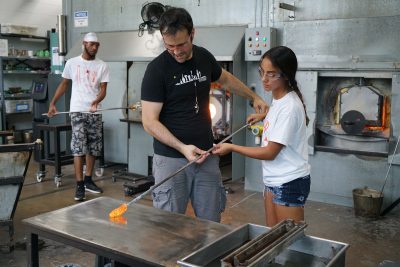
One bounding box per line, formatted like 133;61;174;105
261;91;310;186
62;55;110;112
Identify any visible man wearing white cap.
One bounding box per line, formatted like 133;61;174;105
47;32;110;201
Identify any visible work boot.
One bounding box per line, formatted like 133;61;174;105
85;180;103;193
74;184;86;201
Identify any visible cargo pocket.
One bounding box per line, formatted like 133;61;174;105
152;187;173;211
219;185;227;212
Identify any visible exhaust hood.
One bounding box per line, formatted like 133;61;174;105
66;26;246;62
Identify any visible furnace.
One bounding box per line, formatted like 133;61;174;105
315;73;392;157
210;80;231;140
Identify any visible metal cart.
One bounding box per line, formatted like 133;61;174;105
0;140;41;252
35;123;73;187
35;123;105;187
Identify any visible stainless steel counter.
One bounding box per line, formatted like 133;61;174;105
23;196;233;267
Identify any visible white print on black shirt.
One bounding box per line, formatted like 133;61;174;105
175;69;207;86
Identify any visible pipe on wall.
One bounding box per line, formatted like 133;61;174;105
57;14;67;56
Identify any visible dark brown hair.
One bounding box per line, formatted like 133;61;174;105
159;7;193;36
260;46;309;126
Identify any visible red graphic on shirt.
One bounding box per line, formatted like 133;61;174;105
263;120;269;144
76;64;98;89
87;70;97;83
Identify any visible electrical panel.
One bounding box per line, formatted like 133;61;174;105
245;27;276;61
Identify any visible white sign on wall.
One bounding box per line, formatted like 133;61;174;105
74;11;88;27
51;47;61;66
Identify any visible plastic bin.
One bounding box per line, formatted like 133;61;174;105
5;99;33;113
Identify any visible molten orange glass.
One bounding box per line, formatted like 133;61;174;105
109;216;127;225
109;203;128;218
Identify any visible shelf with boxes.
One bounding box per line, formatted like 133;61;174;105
0;24;50;143
2;56;50;74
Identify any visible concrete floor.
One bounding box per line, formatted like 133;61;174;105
1;160;400;267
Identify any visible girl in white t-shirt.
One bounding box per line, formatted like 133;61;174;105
212;46;311;227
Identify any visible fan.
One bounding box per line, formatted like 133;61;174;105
138;2;169;36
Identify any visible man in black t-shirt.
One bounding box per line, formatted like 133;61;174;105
141;7;267;222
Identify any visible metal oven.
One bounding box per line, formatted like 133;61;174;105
314;72;393;157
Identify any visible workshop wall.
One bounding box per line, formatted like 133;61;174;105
63;0;268;49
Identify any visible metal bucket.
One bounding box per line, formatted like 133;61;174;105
23;131;32;143
352;187;383;218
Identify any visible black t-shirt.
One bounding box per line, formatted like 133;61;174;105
141;45;222;158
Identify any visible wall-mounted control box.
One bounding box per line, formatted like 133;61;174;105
245;27;277;61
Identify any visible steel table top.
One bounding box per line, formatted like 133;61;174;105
23;196;233;266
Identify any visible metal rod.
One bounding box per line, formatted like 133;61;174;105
126;123;251;206
0;139;42;153
230;192;258;209
41;106;139;117
380;134;400;195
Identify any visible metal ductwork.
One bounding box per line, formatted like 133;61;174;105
57;15;67;56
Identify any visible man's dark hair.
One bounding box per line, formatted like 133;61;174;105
159;7;193;35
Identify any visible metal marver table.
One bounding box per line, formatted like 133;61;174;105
23;196;233;267
1;141;39;252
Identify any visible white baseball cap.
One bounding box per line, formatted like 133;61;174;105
83;32;99;42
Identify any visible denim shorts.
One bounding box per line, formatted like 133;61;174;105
265;175;311;207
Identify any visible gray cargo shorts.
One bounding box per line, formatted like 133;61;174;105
151;154;226;222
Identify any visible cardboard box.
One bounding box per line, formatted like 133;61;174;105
0;39;8;56
5;99;33;114
1;23;38;36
